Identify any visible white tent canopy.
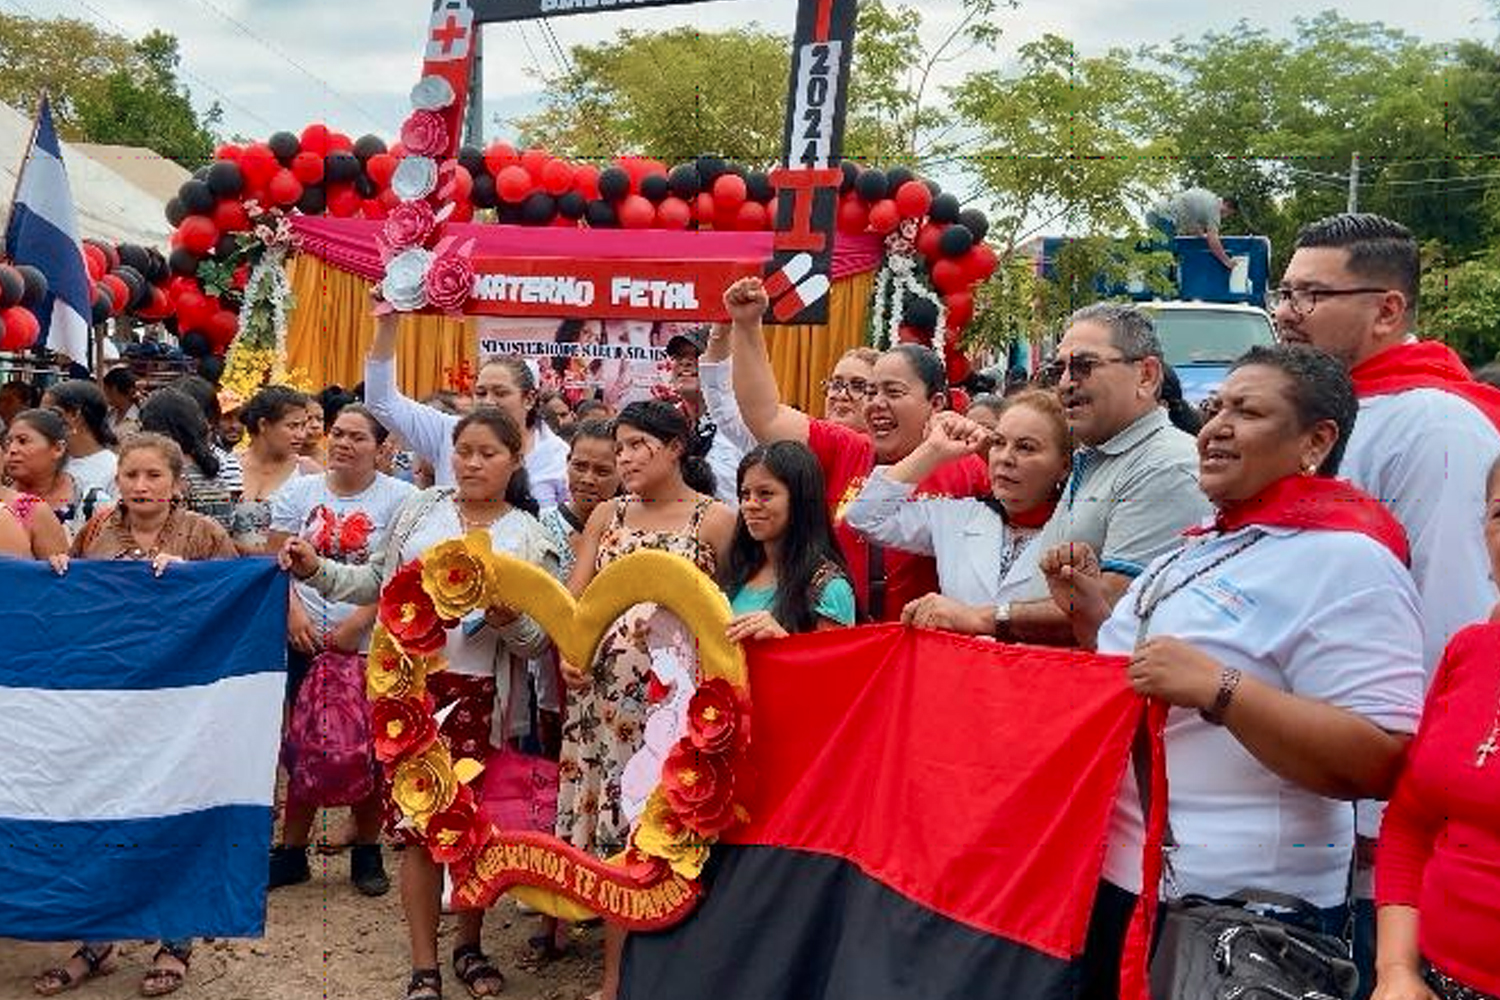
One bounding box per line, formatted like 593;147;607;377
0;100;184;250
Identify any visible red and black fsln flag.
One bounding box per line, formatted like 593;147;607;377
622;625;1150;1000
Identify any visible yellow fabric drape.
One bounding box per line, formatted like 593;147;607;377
284;255;873;409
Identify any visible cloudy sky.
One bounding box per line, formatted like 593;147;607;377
14;0;1495;142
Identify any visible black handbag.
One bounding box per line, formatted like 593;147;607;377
1149;889;1360;1000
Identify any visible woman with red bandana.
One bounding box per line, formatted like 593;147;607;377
1045;345;1426;1000
265;405;414;897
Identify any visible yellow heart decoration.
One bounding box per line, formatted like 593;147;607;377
483;543;746;689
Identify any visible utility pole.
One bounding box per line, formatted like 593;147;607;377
1347;152;1360;213
464;30;485;149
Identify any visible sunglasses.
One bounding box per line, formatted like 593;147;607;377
821;377;877;399
1035;354;1139;386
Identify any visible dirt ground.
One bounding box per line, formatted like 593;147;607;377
0;822;606;1000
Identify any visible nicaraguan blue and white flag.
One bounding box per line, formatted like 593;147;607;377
0;558;287;941
3;96;93;366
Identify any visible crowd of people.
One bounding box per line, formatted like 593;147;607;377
2;211;1496;1000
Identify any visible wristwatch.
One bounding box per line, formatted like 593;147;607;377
993;603;1014;641
1200;666;1242;725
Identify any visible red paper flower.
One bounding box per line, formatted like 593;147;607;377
661;743;737;838
383;199;436;253
686;679;750;756
425;784;486;865
400;110;449;160
425;252;474;314
372;694;438;764
378;560;448;655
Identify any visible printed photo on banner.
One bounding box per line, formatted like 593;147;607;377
476;316;702;408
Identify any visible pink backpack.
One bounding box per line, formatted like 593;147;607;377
282;651;377;807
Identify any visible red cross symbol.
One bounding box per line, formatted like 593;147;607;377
431;15;468;55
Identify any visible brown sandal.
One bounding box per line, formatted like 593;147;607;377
33;944;115;996
139;943;191;997
452;944;504;998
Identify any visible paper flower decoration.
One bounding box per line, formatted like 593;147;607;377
378;560;449;655
686;678;750;756
392;744;459;826
410;75;456;112
421;536;490;621
382;248;434;313
400;110;450;160
383;200;436;255
660;743;737;838
425;785;485;865
425;252;475;314
367;625;431;699
392;155;439;202
632;790;710;880
372;694;438;764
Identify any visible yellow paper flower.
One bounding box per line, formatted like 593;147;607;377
421;535;491;622
632;790;710;880
392;745;458;828
366;625;439;700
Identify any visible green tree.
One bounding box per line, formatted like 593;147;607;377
0;13;132;126
73;30;221;168
1421;244;1500;366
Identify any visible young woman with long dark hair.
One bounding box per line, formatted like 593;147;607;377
42;380;118;503
723;441;854;640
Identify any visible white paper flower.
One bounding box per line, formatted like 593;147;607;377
411;75;456;112
383;248;434;312
392;156;439;202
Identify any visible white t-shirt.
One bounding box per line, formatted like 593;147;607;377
270;472;414;651
67;449;117;501
363;356;571;505
1097;525;1425;907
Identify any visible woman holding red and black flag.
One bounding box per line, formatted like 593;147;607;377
1044;345;1426;1000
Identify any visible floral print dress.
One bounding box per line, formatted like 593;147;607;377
554;496;717;858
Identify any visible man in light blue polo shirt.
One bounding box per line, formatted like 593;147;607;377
997;303;1211;646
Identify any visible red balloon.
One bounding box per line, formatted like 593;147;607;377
484;142;518;175
438;161;473;203
521;147;550;181
712;174;747;210
837;196;869;235
174;289;212;331
868;198;901;234
212;199;251;233
965;242;998;282
916;222;946;260
497;165;532;203
327;132;354;153
618;194;655;229
166;276;197;298
205;309;240;352
897;324;931;346
100;274;129;314
327;184;361;218
388;142;407;160
572;164;600;200
366;153;398;189
0;307;40;350
361;198;389;220
267;168;303;206
944;290;975;330
378;188;401;210
214;143;243;163
948;387;971;415
735;201;769;230
239;144;278;189
945;348;972;386
894;181;933;219
291;151;324;185
82;243;107;281
542;159;574;196
931;258;969;295
693;192;715;222
656;196;692;229
299;124;331;157
448;201;474;223
178;216;219;255
139;286;172;320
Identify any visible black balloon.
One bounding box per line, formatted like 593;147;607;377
145;248;169;283
296;185;327;215
497;203;523;225
924;179;942;198
198;355;225;381
354;174;378;199
353;134;388;161
165;197;188;228
902;293;939;332
193;166;210;182
179;331;211;358
114;265;144;306
92;286;113;325
597;167;630;203
268;131;300;164
639;174;669;204
178;179;216;216
929;192;961;224
15;265;47;308
667;163;702;199
584;199;618;228
117;243;150;274
886;166;916;193
457;145;486;178
958;208;990;242
324;152;360;185
214;233;240;260
746;171;774;204
696;156;726;184
840;161;859;194
0;266;24;308
470;173;499;209
169;247;201;277
205;161;244;198
520;192;557;225
938;223;975;258
557;191;587;220
854;169;888;203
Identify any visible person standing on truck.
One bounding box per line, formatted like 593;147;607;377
1147;187;1238;270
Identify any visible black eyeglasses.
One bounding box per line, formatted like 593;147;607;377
1035;354;1139;386
1267;286;1393;318
821;377;877;399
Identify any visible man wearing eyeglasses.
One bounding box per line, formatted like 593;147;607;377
1276;212;1500;999
999;303;1211;645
